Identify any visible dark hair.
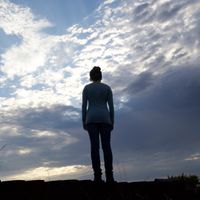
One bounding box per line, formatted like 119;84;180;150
90;66;102;81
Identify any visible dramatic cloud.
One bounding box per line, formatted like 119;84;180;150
0;0;200;181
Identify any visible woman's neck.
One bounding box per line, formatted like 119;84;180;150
93;80;101;83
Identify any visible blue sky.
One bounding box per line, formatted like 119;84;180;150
9;0;101;34
0;0;200;181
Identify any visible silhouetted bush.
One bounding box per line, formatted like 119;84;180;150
168;173;199;185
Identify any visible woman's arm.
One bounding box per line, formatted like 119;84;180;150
82;87;88;130
108;87;114;128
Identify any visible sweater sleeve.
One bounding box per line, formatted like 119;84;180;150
107;87;114;125
82;86;87;124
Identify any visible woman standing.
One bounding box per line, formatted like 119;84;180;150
82;66;115;183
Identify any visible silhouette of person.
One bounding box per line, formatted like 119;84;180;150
82;66;115;183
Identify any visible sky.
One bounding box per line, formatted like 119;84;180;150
0;0;200;182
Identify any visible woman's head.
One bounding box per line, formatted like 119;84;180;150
90;66;102;82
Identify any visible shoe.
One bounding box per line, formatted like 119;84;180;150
106;176;117;184
93;177;104;184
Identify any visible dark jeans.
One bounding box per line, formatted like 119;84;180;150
87;123;113;178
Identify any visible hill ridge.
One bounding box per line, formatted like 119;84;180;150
0;179;199;199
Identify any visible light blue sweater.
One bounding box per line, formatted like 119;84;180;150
82;82;114;125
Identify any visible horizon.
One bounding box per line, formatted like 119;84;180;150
0;0;200;182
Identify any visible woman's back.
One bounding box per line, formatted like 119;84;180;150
82;82;114;125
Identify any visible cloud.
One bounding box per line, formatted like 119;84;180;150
0;103;91;180
155;0;193;22
112;65;200;180
125;71;155;94
0;0;51;36
15;104;81;130
185;153;200;161
0;0;56;78
101;60;200;181
131;65;200;111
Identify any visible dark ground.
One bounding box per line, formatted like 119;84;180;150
0;179;200;200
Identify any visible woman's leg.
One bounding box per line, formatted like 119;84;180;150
87;123;102;180
99;123;114;182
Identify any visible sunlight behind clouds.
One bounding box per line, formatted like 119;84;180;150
3;165;90;180
18;147;32;155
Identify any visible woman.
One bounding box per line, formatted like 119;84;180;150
82;66;115;183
